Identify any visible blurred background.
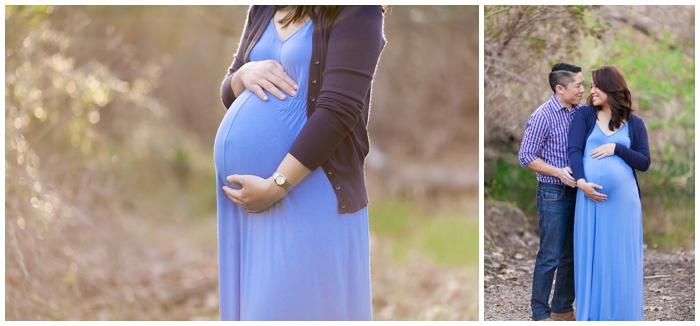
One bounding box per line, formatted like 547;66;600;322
484;5;694;252
5;5;479;320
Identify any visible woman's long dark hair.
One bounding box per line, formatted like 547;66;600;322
274;6;387;28
586;65;633;131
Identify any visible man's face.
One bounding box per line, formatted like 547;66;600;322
558;72;585;108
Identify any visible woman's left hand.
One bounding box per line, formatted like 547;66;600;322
222;174;288;213
590;143;616;159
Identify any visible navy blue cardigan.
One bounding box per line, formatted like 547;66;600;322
220;6;386;214
567;106;651;198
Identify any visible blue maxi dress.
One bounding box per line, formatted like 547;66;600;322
574;122;644;321
213;19;372;321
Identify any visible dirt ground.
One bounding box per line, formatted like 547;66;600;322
484;201;695;321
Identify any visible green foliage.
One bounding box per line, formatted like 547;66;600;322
484;159;537;214
369;199;478;267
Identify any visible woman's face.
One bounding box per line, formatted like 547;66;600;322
590;81;609;107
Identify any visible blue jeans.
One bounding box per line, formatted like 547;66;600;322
531;182;576;320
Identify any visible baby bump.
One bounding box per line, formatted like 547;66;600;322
213;91;307;179
582;156;635;196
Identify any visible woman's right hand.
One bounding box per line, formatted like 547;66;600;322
577;179;608;202
233;60;298;101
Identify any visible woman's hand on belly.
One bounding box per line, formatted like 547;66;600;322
234;60;298;102
590;143;616;159
222;174;288;213
576;178;608;202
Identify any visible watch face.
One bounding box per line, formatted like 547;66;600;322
275;175;285;186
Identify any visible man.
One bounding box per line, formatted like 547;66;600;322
518;63;584;321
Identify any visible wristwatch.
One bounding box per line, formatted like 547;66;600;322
272;172;294;192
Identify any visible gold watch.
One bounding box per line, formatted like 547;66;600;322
272;172;294;191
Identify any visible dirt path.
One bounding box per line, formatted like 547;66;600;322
484;201;695;321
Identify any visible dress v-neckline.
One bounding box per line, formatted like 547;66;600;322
596;121;626;137
271;18;311;43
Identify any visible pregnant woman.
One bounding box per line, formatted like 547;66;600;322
213;6;385;321
568;65;651;320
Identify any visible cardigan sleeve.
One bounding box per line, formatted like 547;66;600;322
288;6;385;171
614;116;651;171
568;106;593;181
220;6;256;109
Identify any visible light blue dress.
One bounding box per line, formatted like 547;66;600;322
574;122;644;321
213;19;372;321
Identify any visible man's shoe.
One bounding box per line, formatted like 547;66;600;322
551;311;576;321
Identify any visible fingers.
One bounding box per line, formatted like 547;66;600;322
564;166;573;174
261;64;297;100
591;151;609;159
590;183;607;201
226;174;243;185
561;173;575;182
562;178;576;188
224;175;246;206
222;185;245;206
270;68;298;96
590;144;615;159
586;192;607;202
248;84;269;102
590;191;607;202
243;60;298;101
560;169;575;186
260;79;288;101
581;182;608;202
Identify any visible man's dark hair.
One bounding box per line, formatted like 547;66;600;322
549;63;582;92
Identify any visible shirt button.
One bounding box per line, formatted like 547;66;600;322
327;170;333;175
335;185;341;190
340;204;346;209
310;97;316;102
314;59;320;65
311;79;317;84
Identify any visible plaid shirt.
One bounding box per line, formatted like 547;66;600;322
518;94;580;185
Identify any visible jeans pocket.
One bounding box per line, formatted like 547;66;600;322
538;185;563;202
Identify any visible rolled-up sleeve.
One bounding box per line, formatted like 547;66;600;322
519;111;548;168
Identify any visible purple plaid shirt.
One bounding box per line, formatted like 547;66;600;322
518;94;580;184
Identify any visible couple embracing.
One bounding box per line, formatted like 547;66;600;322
519;63;652;321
